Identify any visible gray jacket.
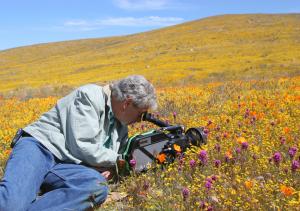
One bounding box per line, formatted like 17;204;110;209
23;84;128;168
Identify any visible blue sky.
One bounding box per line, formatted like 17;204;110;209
1;0;299;51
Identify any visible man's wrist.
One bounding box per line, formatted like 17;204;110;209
116;154;126;170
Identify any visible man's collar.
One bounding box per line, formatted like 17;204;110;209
103;84;115;118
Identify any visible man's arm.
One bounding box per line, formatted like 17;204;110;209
64;87;119;167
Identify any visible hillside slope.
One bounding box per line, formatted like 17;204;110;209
0;13;300;92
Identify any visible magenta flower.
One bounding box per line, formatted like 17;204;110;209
280;136;286;145
205;180;212;190
206;177;213;183
225;155;230;163
214;159;221;168
143;180;150;190
207;206;213;211
198;150;208;164
173;111;177;120
211;175;218;181
200;201;206;209
182;187;190;200
273;152;282;164
189;159;196;169
129;159;136;168
238;122;242;128
291;160;300;172
214;144;221;152
235;147;241;154
241;142;249;150
252;154;258;160
288;147;298;159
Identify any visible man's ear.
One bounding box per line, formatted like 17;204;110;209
122;98;132;111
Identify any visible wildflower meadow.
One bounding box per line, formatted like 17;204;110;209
0;76;299;210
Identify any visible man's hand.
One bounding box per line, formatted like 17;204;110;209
101;171;112;180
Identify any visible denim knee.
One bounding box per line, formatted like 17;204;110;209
0;188;27;211
84;169;109;205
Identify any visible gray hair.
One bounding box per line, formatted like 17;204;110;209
110;75;157;110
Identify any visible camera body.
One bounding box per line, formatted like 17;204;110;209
122;113;207;173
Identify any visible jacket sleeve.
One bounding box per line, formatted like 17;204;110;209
65;87;119;167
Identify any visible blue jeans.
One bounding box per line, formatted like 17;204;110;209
0;137;109;211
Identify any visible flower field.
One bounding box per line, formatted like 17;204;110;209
0;76;299;210
104;77;300;210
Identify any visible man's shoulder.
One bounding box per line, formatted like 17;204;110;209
77;84;103;93
75;84;106;104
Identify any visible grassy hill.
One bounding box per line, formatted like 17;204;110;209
0;13;299;94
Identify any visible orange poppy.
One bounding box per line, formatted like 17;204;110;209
283;127;291;134
157;153;166;163
226;150;233;159
244;180;253;189
173;144;181;152
280;185;294;196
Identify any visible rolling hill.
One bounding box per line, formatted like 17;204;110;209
0;13;299;94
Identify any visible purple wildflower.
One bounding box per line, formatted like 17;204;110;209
129;159;136;168
198;150;208;164
288;147;298;159
238;122;242;128
244;109;250;118
225;155;230;163
214;144;221;152
173;111;177;120
235;147;241;154
206;177;213;183
143;180;150;190
199;201;206;209
211;175;218;181
204;128;209;135
280;136;286;145
291;160;300;172
214;159;221;168
273;152;282;164
252;154;258;160
205;180;212;190
182;187;190;200
207;206;213;211
242;142;249;150
189;159;196;169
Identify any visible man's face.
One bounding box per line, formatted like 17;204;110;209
113;98;148;125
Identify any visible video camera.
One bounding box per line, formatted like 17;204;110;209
121;112;207;174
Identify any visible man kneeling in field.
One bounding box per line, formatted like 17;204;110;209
0;75;157;210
